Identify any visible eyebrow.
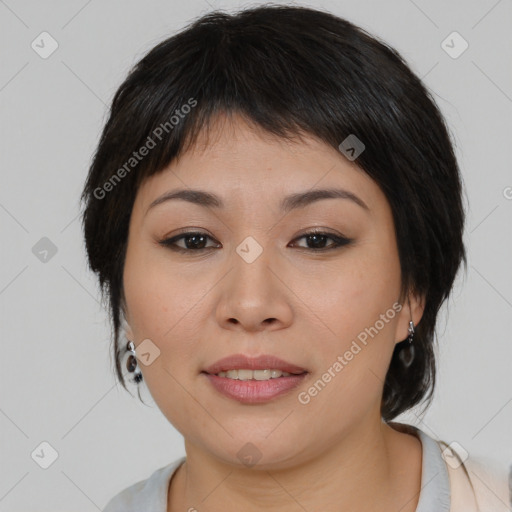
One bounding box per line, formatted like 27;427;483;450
146;187;370;215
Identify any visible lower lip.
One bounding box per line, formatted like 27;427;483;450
202;372;308;403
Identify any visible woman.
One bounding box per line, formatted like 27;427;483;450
80;4;511;511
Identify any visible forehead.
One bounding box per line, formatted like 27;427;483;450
182;113;336;165
134;114;383;216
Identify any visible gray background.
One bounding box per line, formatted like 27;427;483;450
1;0;511;510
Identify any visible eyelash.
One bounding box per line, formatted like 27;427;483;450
158;229;353;253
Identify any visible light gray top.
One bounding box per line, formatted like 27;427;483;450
102;422;450;512
391;422;451;512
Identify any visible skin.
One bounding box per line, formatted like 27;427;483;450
123;113;425;512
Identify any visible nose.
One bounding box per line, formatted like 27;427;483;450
215;244;293;333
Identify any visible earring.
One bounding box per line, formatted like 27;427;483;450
399;320;415;368
126;340;143;384
407;320;415;344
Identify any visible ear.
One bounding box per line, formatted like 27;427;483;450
124;323;135;342
394;291;425;344
121;310;135;342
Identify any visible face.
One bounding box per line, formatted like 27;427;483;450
122;114;424;468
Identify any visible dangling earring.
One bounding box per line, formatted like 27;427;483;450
407;320;414;344
399;320;415;368
126;340;143;384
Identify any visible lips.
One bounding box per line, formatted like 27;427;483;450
202;354;308;375
203;372;308;403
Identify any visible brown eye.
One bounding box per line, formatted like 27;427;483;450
159;232;219;252
290;231;353;251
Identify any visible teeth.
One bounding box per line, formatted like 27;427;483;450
216;369;293;380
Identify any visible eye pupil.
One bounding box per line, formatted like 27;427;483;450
185;234;207;249
307;234;327;249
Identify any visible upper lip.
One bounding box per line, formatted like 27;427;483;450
203;354;308;375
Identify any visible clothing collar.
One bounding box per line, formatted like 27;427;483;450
389;421;451;512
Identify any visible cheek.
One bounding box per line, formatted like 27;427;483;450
124;242;196;336
122;250;204;424
122;244;209;384
302;238;401;399
311;245;400;343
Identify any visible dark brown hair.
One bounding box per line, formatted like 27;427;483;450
80;4;467;421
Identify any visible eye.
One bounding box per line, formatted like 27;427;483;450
159;231;220;252
158;229;353;253
290;230;353;251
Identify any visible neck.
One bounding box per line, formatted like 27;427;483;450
168;419;422;512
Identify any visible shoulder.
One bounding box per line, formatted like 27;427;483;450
102;457;186;512
439;441;511;512
462;455;511;511
390;422;511;511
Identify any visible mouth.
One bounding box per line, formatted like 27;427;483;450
203;368;307;380
201;354;309;403
202;353;309;377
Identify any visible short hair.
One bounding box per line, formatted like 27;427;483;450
80;3;467;422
